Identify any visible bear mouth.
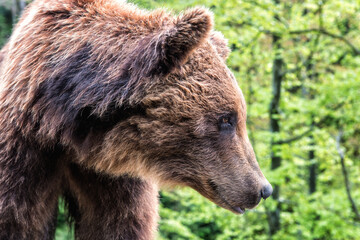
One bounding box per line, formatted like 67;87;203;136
218;194;246;214
231;206;246;214
207;179;246;214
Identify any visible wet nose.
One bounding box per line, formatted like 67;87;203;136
260;184;273;200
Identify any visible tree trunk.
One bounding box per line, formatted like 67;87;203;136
304;62;317;195
11;0;17;24
11;0;27;24
19;0;26;11
268;34;283;236
308;134;316;194
336;132;360;221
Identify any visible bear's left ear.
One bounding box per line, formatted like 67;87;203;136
210;31;230;60
129;7;213;77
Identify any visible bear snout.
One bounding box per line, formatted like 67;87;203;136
260;183;273;200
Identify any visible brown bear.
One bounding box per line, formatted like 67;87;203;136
0;0;272;239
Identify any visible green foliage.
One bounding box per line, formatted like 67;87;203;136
0;6;11;47
1;0;360;239
55;199;74;240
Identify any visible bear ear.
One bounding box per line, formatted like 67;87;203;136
160;7;213;73
210;31;230;60
130;7;213;77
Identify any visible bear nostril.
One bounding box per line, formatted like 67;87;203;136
260;184;273;200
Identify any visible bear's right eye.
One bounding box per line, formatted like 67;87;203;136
218;114;236;132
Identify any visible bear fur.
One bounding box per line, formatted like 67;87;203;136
0;0;272;239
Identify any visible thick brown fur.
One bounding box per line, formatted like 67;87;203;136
0;0;271;239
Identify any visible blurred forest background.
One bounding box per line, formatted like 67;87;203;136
0;0;359;239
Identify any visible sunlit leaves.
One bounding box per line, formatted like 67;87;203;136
2;0;359;239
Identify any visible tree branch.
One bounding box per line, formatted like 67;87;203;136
336;131;360;221
273;102;345;145
242;0;290;29
242;21;278;36
289;28;360;55
274;127;313;145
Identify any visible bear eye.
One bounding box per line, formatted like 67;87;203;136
218;114;236;132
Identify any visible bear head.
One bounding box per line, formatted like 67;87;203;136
1;0;272;214
68;5;273;213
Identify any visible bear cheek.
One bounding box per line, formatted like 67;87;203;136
205;167;262;211
202;140;264;208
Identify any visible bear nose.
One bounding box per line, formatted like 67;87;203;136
260;184;273;200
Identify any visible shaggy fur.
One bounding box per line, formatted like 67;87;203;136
0;0;272;239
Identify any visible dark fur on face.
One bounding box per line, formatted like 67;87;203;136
0;0;271;239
